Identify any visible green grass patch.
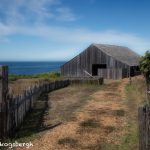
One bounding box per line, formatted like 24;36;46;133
118;123;138;150
119;78;144;150
9;72;61;81
125;83;136;93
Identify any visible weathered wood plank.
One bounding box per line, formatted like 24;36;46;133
139;105;150;150
0;66;8;138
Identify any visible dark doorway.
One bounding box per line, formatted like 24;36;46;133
92;64;107;76
130;66;141;76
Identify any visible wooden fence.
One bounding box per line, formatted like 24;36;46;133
0;76;69;138
69;77;103;85
1;80;70;138
0;66;104;139
0;66;8;139
138;105;150;150
138;77;150;150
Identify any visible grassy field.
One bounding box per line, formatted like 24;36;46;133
5;76;147;150
8;72;62;96
9;72;61;81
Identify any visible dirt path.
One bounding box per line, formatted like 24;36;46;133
16;79;130;150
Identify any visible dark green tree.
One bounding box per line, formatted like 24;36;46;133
139;51;150;103
139;51;150;83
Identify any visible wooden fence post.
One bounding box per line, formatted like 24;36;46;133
139;105;150;150
147;81;150;105
0;66;8;138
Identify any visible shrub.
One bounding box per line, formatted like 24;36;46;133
139;51;150;82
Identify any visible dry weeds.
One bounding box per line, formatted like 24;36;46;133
9;79;49;96
15;76;145;150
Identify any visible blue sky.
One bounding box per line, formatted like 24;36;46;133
0;0;150;61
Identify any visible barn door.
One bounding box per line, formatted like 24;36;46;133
92;64;107;76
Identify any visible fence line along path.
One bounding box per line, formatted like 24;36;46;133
0;65;70;138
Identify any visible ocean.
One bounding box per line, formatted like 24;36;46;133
0;61;66;75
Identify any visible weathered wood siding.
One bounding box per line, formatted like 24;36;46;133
61;45;129;79
98;68;123;79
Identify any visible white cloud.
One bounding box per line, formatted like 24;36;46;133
0;0;77;24
0;23;149;55
0;0;149;56
56;7;77;21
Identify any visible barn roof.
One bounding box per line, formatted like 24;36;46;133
93;44;140;66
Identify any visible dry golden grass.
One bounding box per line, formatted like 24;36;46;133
9;79;49;96
15;76;146;150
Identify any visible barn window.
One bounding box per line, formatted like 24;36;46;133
92;64;107;76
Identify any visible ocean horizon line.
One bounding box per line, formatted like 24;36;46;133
0;61;65;75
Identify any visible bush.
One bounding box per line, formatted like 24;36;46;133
139;51;150;81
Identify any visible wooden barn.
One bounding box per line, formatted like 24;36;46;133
61;44;141;79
